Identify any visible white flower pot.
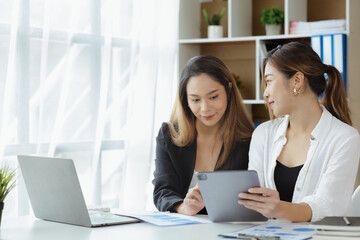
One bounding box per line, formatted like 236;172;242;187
265;24;281;35
207;25;223;39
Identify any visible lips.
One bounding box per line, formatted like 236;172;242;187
268;101;274;108
203;115;214;120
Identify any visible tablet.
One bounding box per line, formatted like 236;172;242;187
196;170;268;222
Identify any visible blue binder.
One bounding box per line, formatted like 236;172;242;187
322;34;334;66
317;33;347;91
332;33;347;90
311;35;323;61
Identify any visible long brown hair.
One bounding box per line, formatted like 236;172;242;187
261;41;352;125
169;55;254;168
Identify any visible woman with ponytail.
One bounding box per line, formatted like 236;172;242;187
153;55;254;215
238;41;360;222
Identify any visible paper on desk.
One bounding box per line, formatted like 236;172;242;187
219;221;315;240
112;210;212;226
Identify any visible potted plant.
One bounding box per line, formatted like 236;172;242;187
0;165;16;226
202;7;226;38
260;7;284;35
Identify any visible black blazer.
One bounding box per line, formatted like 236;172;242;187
152;122;250;213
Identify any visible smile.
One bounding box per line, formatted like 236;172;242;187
268;101;274;108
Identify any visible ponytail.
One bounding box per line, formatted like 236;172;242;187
321;64;352;125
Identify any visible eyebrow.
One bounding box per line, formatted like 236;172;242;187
188;89;219;97
264;74;273;79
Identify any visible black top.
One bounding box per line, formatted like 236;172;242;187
152;122;251;213
274;160;303;202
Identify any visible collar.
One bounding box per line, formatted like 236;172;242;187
310;105;332;141
273;105;332;143
273;115;290;142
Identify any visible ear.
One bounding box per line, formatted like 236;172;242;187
292;72;305;88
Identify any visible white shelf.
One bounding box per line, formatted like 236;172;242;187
178;0;350;123
179;30;348;44
179;36;256;44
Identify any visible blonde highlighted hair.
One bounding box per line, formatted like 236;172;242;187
169;55;254;168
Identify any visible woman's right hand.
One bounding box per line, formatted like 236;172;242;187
174;184;205;216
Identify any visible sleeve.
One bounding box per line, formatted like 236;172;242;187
301;134;360;221
248;123;267;187
152;123;184;212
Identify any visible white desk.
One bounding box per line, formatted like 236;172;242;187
0;216;253;240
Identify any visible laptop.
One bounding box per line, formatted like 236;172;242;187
196;170;268;222
17;155;140;227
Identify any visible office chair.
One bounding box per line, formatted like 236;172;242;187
350;185;360;216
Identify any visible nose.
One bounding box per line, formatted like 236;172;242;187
201;100;210;112
263;86;269;100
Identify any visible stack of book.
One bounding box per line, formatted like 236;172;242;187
289;19;346;34
310;216;360;239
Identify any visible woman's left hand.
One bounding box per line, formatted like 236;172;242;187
238;187;282;219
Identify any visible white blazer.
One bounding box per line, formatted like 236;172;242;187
249;105;360;221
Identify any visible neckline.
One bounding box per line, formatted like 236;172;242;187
276;160;303;169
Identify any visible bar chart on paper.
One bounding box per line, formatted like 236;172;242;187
113;210;212;227
219;222;315;240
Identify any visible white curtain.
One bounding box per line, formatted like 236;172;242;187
0;0;178;217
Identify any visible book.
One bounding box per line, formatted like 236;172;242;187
315;229;360;237
310;216;360;239
312;234;360;240
310;216;360;231
289;19;346;34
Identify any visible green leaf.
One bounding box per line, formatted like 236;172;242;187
219;7;226;19
0;165;16;203
203;7;226;25
260;7;284;26
202;9;212;25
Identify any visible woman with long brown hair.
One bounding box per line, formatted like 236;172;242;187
238;41;360;222
153;55;254;215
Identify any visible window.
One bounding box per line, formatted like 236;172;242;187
0;0;178;217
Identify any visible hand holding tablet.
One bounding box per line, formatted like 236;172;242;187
196;170;268;222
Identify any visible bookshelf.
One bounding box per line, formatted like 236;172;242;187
178;0;360;184
179;0;360;125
